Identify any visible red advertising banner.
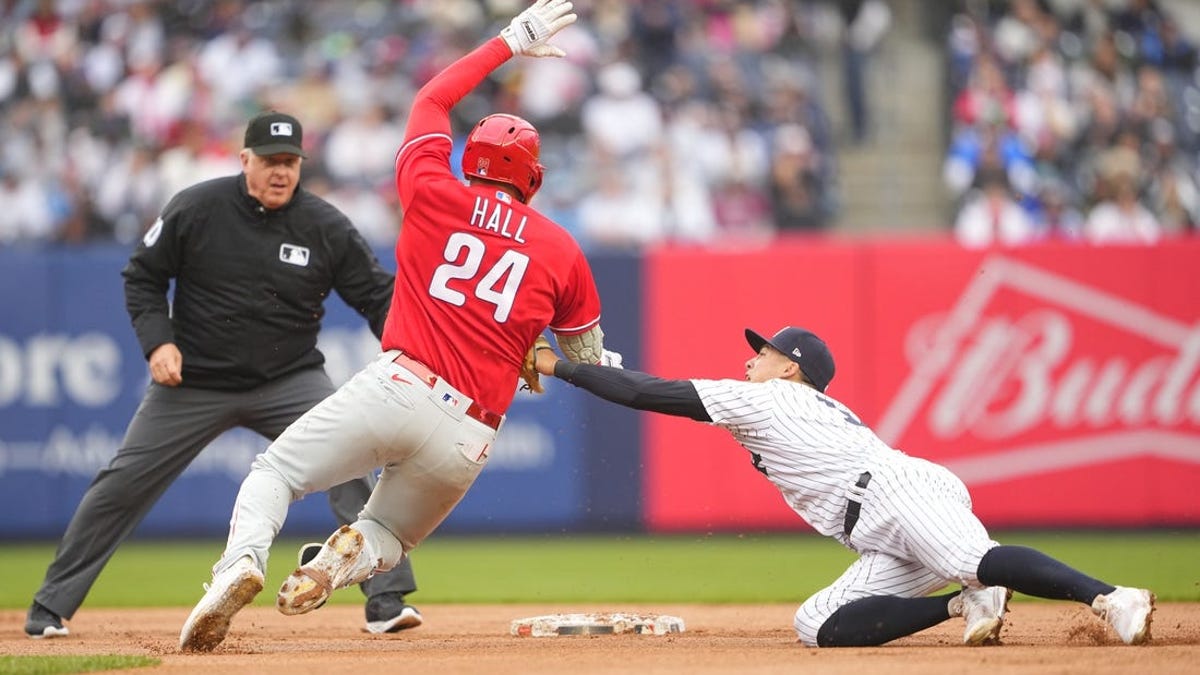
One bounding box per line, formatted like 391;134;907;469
644;237;1200;531
867;239;1200;527
643;241;865;531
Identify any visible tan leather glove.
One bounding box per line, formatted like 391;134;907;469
519;335;554;393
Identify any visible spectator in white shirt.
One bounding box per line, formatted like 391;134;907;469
954;168;1037;247
1085;174;1162;244
581;61;662;159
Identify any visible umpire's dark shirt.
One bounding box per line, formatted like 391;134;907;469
122;174;393;391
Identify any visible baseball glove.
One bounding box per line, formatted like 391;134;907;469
520;335;554;393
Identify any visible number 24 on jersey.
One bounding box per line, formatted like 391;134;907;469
429;232;529;323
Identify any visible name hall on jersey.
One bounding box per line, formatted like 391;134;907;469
470;195;528;243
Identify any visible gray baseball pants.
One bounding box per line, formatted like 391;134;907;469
33;367;415;620
215;350;496;582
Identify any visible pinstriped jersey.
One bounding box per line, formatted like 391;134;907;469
691;378;905;537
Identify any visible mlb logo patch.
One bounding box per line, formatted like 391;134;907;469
279;243;310;266
270;122;293;136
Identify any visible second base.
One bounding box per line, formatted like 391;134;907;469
511;612;686;637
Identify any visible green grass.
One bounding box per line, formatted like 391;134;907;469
0;655;158;675
2;531;1197;609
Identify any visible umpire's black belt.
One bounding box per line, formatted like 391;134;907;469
843;471;872;538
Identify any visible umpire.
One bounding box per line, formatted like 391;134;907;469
26;111;420;639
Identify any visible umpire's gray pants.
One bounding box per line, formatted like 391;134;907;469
33;367;416;620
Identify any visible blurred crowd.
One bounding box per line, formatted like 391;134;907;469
946;0;1200;246
10;0;1190;252
0;0;856;250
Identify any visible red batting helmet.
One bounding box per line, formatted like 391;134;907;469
461;113;545;203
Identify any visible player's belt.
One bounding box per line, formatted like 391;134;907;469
843;471;872;538
392;352;503;430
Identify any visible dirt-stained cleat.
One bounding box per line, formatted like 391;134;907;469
278;525;379;616
179;556;263;652
1092;586;1155;645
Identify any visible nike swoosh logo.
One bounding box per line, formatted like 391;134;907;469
391;374;413;385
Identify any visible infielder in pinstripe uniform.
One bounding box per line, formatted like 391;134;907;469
533;325;1156;647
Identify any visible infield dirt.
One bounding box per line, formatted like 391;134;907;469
3;603;1198;674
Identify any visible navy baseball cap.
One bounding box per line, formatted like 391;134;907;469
745;326;835;392
244;111;307;158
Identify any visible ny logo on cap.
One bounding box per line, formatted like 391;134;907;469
270;122;293;136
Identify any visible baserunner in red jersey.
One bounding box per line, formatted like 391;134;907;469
179;0;620;652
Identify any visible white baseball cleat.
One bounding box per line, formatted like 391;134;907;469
179;556;264;652
956;586;1011;645
1092;586;1155;645
277;525;379;616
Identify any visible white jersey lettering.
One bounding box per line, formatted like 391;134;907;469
468;196;527;243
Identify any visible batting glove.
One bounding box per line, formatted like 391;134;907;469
599;349;624;369
500;0;577;58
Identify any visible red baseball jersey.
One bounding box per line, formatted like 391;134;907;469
382;38;602;414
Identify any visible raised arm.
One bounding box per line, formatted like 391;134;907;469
401;0;577;144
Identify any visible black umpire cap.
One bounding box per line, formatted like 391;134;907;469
745;326;835;392
244;111;308;158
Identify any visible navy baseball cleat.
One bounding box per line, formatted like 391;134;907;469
25;601;69;639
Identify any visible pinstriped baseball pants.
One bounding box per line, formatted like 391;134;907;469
793;455;999;646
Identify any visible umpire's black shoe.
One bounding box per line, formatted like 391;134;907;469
364;592;423;634
26;601;69;639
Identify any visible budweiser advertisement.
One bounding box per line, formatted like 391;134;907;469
644;238;1200;531
867;239;1200;527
